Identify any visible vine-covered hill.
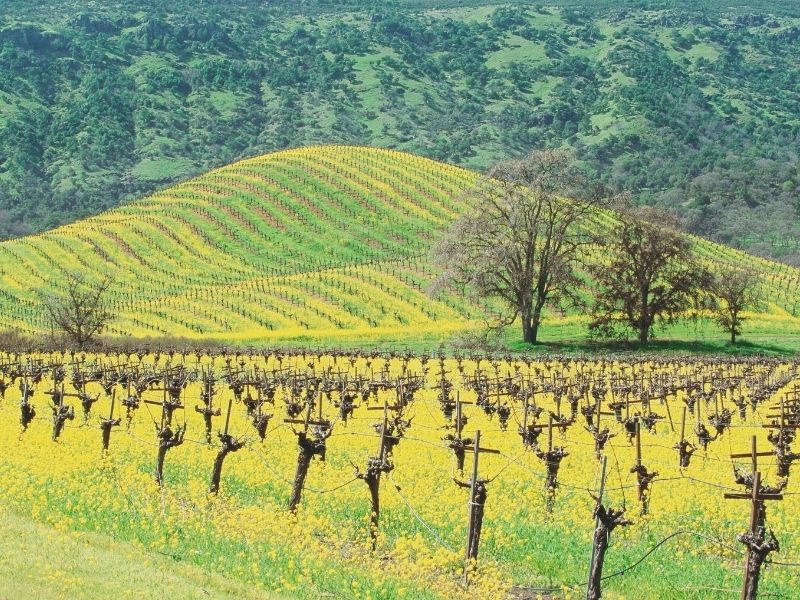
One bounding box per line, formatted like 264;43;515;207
0;146;798;344
0;2;798;262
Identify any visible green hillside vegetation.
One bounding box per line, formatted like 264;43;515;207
1;145;798;350
0;1;798;263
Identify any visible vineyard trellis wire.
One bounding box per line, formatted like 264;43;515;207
2;348;800;598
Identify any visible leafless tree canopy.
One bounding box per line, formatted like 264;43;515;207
431;149;605;344
707;267;764;344
40;271;112;349
589;207;704;344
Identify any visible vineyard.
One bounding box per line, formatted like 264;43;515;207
0;145;799;346
2;348;800;599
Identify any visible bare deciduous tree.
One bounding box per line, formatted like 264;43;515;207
40;271;112;349
430;149;605;344
707;267;764;344
589;207;703;344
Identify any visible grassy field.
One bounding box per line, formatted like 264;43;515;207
0;512;280;600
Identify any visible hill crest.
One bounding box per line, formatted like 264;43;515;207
1;145;798;345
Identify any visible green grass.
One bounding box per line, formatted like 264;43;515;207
503;315;800;356
0;511;281;600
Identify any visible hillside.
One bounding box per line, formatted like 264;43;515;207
0;147;478;341
0;2;798;262
1;145;798;346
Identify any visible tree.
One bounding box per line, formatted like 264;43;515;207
431;149;604;344
589;207;704;344
40;272;112;349
707;267;763;344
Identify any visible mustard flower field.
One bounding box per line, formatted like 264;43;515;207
1;350;799;599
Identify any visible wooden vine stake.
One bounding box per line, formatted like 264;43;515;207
630;420;657;515
586;456;631;600
455;429;499;586
725;436;783;600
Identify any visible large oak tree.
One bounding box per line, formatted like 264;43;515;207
589;208;704;344
431;149;604;344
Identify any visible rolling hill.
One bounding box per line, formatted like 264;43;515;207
1;1;798;263
0;145;798;346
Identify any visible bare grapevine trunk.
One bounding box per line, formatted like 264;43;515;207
289;444;314;512
366;472;381;550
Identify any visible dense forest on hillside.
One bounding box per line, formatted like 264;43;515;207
0;1;798;262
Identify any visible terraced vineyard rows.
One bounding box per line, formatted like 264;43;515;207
0;146;798;343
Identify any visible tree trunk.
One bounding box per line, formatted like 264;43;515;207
587;505;629;600
101;422;113;451
740;530;778;600
209;448;230;494
587;523;610;600
202;411;213;443
731;329;737;344
521;308;537;344
367;472;381;550
155;445;168;485
289;447;313;512
530;305;543;344
638;290;650;344
454;446;466;472
52;417;66;441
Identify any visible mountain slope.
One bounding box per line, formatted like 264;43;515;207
0;145;798;344
0;2;798;262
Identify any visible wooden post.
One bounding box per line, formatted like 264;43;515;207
663;390;675;433
456;392;463;439
100;390;119;452
680;405;686;442
460;429;497;586
465;431;481;575
224;394;232;436
635;419;642;469
725;437;783;600
586;456;608;600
